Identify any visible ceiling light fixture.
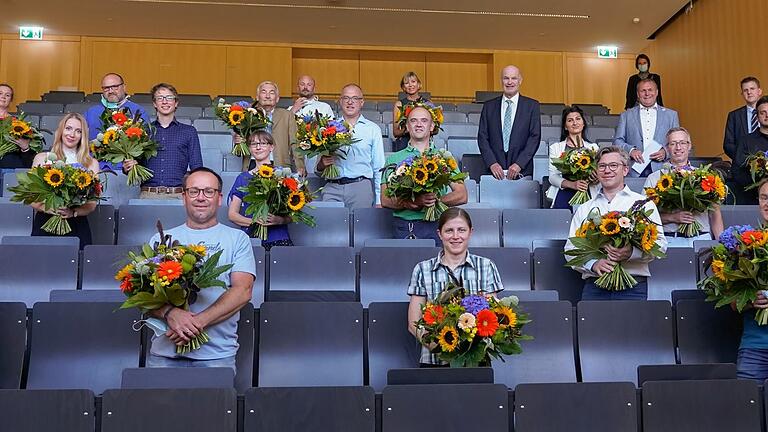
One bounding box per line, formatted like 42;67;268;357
121;0;590;19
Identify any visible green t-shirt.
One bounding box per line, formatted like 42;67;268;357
381;144;460;221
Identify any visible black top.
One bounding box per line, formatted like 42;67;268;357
732;130;768;188
0;149;35;169
625;73;663;110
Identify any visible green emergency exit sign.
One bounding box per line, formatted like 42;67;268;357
597;46;618;59
19;27;44;40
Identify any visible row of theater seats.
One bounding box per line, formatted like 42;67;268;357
1;377;762;432
0;295;742;395
0;238;724;306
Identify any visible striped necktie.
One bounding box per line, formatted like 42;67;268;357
502;100;513;152
751;109;758;133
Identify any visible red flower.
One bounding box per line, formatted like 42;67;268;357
125;127;143;139
475;309;499;337
230;105;244;112
120;277;133;293
156;260;183;281
112;112;128;126
404;106;412;117
742;230;764;246
423;305;445;325
281;177;299;192
701;175;717;193
322;126;337;137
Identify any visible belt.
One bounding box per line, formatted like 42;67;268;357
141;186;184;194
326;176;368;185
664;231;709;238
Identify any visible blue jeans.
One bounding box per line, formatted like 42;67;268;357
146;353;237;373
581;277;648;300
737;348;768;382
393;218;441;246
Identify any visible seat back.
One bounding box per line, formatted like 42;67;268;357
267;246;356;301
648;248;697;301
0;244;79;306
470;247;531;290
116;205;187;245
81;245;140;290
0;389;95;432
464;208;501;247
353;207;394;249
87;204;116;245
503;209;571;249
675;299;741;364
367;302;421;391
0;302;27;389
0;203;33;237
637;364;737;386
479;177;540;208
121;367;234;389
287;207;350;246
533;247;584;304
359;247;438;306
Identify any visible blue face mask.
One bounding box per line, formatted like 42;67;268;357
101;95;122;109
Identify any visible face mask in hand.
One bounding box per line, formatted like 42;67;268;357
638;64;649;73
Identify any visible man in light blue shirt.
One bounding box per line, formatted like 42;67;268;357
317;83;385;208
146;167;256;370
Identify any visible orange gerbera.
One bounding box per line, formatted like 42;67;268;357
156;260;183;282
322;126;337;137
741;230;766;247
423;304;445;325
701;175;717;193
125;127;143;139
475;309;499;337
229;105;244;112
281;177;299;192
120;277;133;293
112;112;128;126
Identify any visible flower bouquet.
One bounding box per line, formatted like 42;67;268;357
90;109;158;185
240;165;316;240
699;225;768;325
644;164;726;237
213;99;270;157
9;155;103;235
565;200;666;290
550;144;598;205
116;223;234;354
394;100;444;133
416;285;531;367
382;148;467;221
745;150;768;190
295;112;358;179
0;112;44;159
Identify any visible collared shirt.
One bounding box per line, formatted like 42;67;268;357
747;105;757;134
644;167;711;235
142;118;203;187
564;185;667;279
639;103;658;147
408;251;504;364
295;97;335;119
323;115;385;204
499;93;520;131
382;142;461;221
84;99;151;140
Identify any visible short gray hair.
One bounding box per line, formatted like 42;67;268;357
596;145;629;165
666;126;691;142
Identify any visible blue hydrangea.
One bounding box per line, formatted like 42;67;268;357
719;225;754;251
763;150;768;158
234;101;251;109
328;120;347;133
302;114;314;123
460;295;489;315
402;156;415;166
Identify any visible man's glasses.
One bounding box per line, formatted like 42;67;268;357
101;83;124;91
340;96;363;103
597;163;626;172
154;95;177;102
184;187;220;198
668;140;691;147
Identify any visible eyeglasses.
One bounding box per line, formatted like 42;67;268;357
101;82;124;91
154;95;177;102
248;141;272;148
184;187;220;198
668;140;691;147
597;163;625;172
340;96;363;103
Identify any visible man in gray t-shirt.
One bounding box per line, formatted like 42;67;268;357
146;167;256;370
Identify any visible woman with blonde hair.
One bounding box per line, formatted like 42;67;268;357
392;71;430;152
29;113;100;247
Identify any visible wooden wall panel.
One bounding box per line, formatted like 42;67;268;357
565;53;637;115
292;49;359;98
359;51;426;98
492;51;565;104
425;53;491;100
651;0;768;157
225;46;292;97
0;39;80;110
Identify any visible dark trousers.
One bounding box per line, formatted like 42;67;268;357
393;218;441;246
581;277;648;300
552;189;576;211
737;348;768;382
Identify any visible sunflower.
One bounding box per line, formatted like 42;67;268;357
657;174;674;192
156;260;183;283
10;119;30;136
43;168;65;187
73;172;93;190
310;134;324;147
189;244;207;256
495;306;517;328
711;259;726;281
575;221;592;238
599;218;620;236
114;264;134;281
228;110;245;126
258;165;274;178
287;191;306;211
437;326;460;352
645;188;660;204
575;155;591;170
447;157;458;171
102;129;117;144
411;167;429;185
423;159;439;173
641;224;658;252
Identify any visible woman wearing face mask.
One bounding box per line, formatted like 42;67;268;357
29;113;100;248
625;54;664;110
0;83;36;170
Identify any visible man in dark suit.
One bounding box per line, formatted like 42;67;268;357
732;96;768;205
724;76;763;161
477;65;541;180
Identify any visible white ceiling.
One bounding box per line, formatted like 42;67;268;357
5;0;688;52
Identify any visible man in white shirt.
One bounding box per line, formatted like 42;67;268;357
614;79;679;177
565;146;667;300
644;127;724;248
290;75;335;119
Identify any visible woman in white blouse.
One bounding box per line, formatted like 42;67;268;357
547;106;600;210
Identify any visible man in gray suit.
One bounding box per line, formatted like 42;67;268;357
613;78;679;177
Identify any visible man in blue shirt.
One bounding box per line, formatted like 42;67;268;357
317;83;385;208
123;83;203;199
